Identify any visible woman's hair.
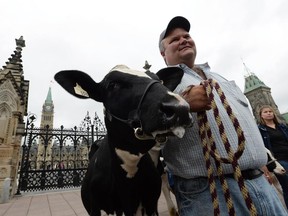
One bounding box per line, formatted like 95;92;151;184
258;105;280;125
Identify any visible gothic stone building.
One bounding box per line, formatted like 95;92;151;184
0;36;29;201
243;64;287;124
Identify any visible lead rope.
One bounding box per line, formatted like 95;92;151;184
183;79;258;216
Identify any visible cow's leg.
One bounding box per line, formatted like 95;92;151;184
149;145;178;216
87;184;101;216
89;209;101;216
161;172;179;216
271;173;283;194
89;195;101;216
116;210;123;216
136;154;161;216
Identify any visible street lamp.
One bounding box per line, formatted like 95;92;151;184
16;113;36;195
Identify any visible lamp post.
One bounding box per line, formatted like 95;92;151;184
16;113;36;195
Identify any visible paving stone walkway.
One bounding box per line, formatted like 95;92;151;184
0;189;176;216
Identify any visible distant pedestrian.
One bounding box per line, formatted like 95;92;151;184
258;105;288;209
59;161;65;169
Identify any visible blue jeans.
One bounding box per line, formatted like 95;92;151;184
173;175;288;216
276;160;288;209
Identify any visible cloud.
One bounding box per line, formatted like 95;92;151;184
1;0;288;128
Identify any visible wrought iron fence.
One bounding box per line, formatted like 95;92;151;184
16;112;106;194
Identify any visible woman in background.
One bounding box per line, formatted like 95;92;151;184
258;105;288;209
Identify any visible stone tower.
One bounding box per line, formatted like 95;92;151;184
243;63;284;123
0;36;29;201
36;87;54;169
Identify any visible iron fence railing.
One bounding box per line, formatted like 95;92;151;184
16;113;106;194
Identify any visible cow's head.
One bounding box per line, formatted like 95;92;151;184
266;148;286;175
54;65;191;146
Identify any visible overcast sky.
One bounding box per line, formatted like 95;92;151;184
1;0;288;128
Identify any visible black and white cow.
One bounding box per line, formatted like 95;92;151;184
264;148;286;196
54;65;192;216
265;148;286;175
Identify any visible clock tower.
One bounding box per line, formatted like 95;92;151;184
40;86;54;129
37;86;54;169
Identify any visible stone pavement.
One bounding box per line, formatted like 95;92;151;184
0;188;177;216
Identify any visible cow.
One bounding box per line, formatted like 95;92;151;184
54;65;192;216
264;148;286;197
265;148;286;175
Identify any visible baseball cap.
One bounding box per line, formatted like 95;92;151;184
159;16;190;52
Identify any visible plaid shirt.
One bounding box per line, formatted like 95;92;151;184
162;63;267;178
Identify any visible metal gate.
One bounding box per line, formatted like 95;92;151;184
16;113;106;194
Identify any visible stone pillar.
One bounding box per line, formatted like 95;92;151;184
10;111;25;196
0;147;13;201
0;111;24;200
0;178;11;203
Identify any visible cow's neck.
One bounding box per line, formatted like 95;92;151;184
115;147;144;178
106;127;155;178
106;119;156;154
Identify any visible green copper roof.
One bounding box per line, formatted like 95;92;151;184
244;73;269;93
45;87;53;103
282;112;288;124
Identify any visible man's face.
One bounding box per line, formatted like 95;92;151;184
161;28;197;67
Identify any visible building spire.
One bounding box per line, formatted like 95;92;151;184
243;63;269;94
243;62;252;76
45;87;53;104
0;36;29;115
241;59;253;77
2;36;25;73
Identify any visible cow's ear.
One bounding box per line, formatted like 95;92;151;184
156;67;184;91
145;71;160;81
54;70;103;102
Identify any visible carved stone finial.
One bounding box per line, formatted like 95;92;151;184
143;60;151;71
15;36;25;48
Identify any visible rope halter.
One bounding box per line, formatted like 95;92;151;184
189;78;258;216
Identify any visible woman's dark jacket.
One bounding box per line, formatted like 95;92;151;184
258;123;288;150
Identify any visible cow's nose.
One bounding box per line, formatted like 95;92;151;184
160;100;192;125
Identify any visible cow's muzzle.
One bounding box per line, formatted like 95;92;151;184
134;126;188;144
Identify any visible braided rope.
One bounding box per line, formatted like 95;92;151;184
198;79;258;216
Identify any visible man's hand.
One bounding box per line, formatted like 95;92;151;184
181;84;211;112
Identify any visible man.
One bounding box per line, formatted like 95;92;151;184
159;16;287;216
